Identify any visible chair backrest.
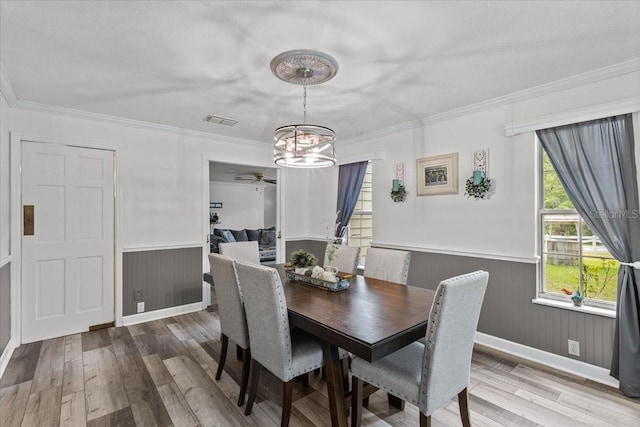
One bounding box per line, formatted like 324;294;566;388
234;261;294;382
363;247;411;284
207;253;249;349
324;243;360;275
419;270;489;415
219;241;260;264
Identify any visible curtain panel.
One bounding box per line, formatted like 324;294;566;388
335;161;368;239
537;114;640;397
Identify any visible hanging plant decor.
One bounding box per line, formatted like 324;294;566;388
390;183;407;202
464;175;492;200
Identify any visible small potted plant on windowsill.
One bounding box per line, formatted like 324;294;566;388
562;288;583;307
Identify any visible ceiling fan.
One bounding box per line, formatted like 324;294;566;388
234;172;277;185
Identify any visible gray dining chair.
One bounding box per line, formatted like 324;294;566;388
234;260;347;427
350;270;489;427
324;243;361;275
363;247;411;284
219;240;260;264
207;253;251;406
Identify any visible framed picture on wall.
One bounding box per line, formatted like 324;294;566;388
210;202;223;208
416;153;458;196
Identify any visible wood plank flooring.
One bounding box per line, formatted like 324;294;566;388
1;299;638;426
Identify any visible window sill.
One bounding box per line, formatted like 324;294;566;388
532;298;616;318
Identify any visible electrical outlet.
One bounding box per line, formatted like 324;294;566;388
137;302;145;313
134;289;142;301
568;339;580;356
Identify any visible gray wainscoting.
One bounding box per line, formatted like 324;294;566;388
0;262;10;354
285;240;329;265
404;250;614;369
286;240;615;369
123;247;203;316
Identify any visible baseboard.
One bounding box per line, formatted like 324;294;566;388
122;302;203;326
0;336;18;380
475;332;619;388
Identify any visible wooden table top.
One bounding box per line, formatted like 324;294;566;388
276;265;435;362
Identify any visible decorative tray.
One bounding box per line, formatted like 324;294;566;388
285;269;351;292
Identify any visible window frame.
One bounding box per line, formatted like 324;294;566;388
537;144;617;311
346;161;372;266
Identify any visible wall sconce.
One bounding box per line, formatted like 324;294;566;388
465;150;492;200
390;162;407;202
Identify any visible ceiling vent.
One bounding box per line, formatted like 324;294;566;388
204;114;238;126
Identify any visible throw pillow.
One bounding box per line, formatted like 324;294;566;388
213;228;226;239
246;229;262;241
220;229;236;242
260;230;276;246
230;229;249;241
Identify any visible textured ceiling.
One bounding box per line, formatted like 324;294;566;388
1;1;640;149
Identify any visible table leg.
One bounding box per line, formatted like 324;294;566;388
322;342;348;427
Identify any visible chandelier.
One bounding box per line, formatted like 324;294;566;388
270;50;338;168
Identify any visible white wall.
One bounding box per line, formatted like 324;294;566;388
264;184;277;228
281;166;339;240
0;94;10;262
306;70;640;261
209;181;265;230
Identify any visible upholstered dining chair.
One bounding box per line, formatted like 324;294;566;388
234;260;347;427
324;243;361;276
207;253;251;406
350;270;489;427
219;240;260;264
363;247;411;285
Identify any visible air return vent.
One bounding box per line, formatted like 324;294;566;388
204;114;238;126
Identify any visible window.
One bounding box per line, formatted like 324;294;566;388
347;162;372;265
540;149;618;307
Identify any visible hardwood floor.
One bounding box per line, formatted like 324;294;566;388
1;301;638;426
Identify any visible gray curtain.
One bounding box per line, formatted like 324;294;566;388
335;161;368;239
537;114;640;397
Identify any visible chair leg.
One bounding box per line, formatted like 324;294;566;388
237;347;251;406
387;393;405;410
215;334;228;380
351;377;363;427
300;372;309;388
420;412;431;427
244;359;261;416
341;358;349;392
281;380;294;427
458;387;471;427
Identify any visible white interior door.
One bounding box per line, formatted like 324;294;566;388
21;141;114;343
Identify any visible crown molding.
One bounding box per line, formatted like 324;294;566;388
0;63;18;106
12;99;268;148
504;96;640;136
3;58;639;146
341;58;640;145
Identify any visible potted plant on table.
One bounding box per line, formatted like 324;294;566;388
289;250;317;275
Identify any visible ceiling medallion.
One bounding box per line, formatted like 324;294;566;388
271;50;338;168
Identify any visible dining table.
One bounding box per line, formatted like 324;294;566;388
275;265;435;427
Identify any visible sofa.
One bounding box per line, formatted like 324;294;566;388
211;227;276;262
